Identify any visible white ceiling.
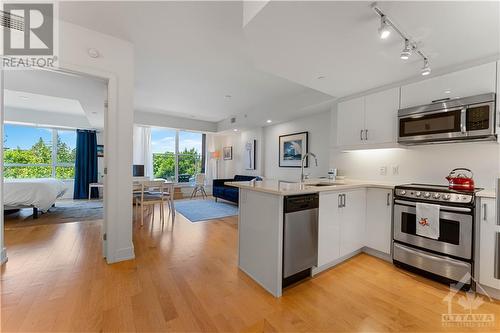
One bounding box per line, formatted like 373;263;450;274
4;90;86;116
59;1;500;125
244;1;500;98
59;1;333;123
3;69;107;128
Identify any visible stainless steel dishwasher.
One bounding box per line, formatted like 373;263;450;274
283;193;319;287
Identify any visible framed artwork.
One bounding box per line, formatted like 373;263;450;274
97;144;104;158
279;132;308;168
244;140;256;170
223;146;233;160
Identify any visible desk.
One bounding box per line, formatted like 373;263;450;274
88;182;104;200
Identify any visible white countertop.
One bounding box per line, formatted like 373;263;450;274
226;179;396;196
226;179;496;198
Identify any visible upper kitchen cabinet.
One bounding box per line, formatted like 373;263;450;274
336;88;400;148
400;62;497;108
364;88;400;145
337;97;364;147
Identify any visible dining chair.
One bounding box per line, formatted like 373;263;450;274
133;180;166;227
190;173;207;199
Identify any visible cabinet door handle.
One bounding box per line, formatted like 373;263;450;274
342;194;346;207
387;193;391;206
364;129;368;141
360;130;364;141
338;194;342;208
483;203;487;221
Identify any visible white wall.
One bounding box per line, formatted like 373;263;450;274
215;128;264;179
135;110;217;133
214;110;331;182
263;111;331;181
58;20;135;263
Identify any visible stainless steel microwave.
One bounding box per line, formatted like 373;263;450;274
398;93;496;145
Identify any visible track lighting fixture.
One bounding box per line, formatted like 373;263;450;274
372;2;430;76
421;58;431;76
378;15;391;39
400;39;412;60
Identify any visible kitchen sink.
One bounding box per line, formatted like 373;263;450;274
305;182;344;187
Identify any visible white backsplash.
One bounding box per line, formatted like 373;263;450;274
330;141;500;190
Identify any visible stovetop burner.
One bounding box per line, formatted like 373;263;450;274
394;183;483;205
396;183;483;194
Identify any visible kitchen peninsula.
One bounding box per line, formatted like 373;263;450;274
228;179;395;297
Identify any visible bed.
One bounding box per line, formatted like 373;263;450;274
4;178;68;219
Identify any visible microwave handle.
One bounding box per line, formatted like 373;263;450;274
460;107;467;134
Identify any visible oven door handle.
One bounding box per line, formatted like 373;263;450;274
394;199;472;213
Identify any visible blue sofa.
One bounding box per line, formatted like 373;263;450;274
213;175;259;204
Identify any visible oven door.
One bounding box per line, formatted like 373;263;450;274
393;200;473;259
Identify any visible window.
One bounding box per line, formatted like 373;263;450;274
152;128;205;183
4;124;77;180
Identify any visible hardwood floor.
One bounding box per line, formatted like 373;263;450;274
2;205;500;332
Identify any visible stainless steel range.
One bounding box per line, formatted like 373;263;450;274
392;184;482;287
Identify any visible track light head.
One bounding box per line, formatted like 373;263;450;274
378;15;391;39
421;58;431;76
400;39;412;60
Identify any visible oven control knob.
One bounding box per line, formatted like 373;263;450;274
423;192;431;198
433;193;441;199
400;190;407;196
415;191;422;197
443;194;451;200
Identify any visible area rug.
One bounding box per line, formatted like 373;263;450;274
4;200;103;229
175;199;238;222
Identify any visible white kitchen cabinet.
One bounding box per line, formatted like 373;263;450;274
400;62;497;108
364;88;400;145
317;189;366;267
336;88;400;148
479;197;500;290
337;97;364;147
318;192;342;266
340;189;367;257
365;188;393;254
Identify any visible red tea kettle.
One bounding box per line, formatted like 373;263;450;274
446;168;475;191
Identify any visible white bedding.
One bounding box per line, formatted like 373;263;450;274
4;178;67;212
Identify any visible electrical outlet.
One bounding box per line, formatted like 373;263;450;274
392;165;399;175
379;166;387;176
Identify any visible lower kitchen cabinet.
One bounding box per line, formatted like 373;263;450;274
479;197;500;289
339;189;366;257
318;189;366;267
365;188;393;254
318;192;341;266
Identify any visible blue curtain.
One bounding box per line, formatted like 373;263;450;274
73;130;98;199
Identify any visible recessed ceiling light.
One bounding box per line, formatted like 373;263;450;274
87;48;100;58
444;90;451;94
224;95;232;99
233;128;238;132
266;119;272;123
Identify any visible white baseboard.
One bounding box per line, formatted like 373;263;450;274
478;284;500;301
312;249;362;275
362;247;392;262
1;247;8;265
106;246;135;264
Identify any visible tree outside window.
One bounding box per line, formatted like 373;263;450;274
4;124;76;179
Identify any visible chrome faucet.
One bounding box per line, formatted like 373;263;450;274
301;152;318;182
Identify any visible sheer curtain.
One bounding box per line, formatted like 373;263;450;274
133;125;153;179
